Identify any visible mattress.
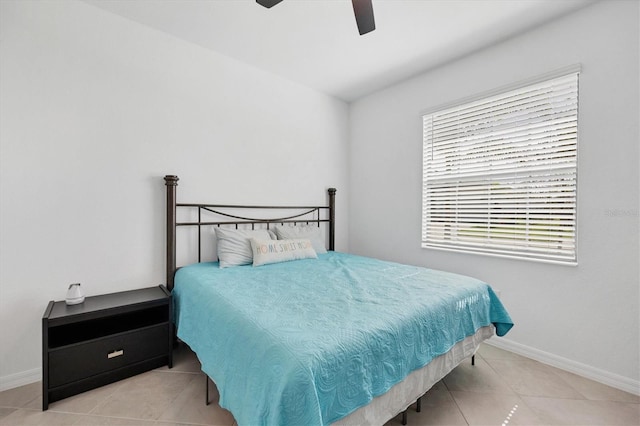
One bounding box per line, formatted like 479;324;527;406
172;252;513;426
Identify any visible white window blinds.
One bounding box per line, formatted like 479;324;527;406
422;72;578;264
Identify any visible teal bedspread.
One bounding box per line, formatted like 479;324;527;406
173;252;513;426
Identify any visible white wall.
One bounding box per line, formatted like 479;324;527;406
0;0;349;389
349;0;639;392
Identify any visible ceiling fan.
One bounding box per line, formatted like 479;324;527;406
256;0;376;35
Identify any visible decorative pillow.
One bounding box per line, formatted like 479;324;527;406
215;228;274;268
250;238;317;267
273;225;327;254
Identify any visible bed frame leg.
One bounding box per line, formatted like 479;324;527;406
401;410;407;425
416;396;422;412
472;354;475;366
205;375;210;406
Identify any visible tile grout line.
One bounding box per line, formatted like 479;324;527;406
155;371;206;423
442;357;471;426
465;351;542;425
478;350;546;424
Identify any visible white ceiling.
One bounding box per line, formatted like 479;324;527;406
82;0;595;102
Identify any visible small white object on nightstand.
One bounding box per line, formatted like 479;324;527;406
65;283;85;305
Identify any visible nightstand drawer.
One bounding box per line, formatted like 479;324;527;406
48;323;168;388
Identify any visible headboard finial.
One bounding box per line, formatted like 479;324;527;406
164;175;179;186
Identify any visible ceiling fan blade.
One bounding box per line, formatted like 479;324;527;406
352;0;375;35
256;0;283;8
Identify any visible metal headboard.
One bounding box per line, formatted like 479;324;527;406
164;175;336;290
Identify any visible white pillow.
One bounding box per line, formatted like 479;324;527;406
215;228;274;268
250;238;317;267
273;225;327;254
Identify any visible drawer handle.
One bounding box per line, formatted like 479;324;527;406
107;349;124;359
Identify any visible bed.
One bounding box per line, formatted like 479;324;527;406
163;175;513;426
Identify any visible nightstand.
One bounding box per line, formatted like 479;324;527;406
42;285;173;410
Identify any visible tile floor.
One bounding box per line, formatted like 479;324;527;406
0;343;638;425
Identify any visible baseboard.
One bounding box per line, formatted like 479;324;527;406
0;367;41;392
486;338;640;396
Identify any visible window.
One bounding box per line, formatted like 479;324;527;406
422;70;578;264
